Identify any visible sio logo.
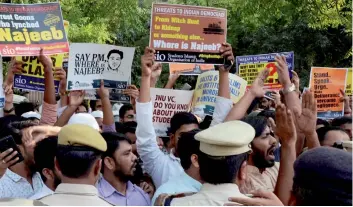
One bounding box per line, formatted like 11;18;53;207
15;76;27;84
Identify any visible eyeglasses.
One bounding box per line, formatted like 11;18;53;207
332;141;344;150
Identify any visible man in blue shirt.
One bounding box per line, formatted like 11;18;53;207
152;129;203;205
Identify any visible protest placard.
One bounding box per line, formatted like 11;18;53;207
192;71;247;117
84;89;131;103
0;2;69;56
14;55;62;93
236;52;294;90
345;68;352;96
0;57;4;108
169;63;214;75
67;43;135;90
150;3;227;65
151;88;194;136
309;67;347;119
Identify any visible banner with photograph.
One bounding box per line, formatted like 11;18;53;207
169;63;214;75
150;3;227;65
0;2;69;56
192;71;247;117
309;67;347;119
236;52;294;90
151;88;194;136
67;43;135;90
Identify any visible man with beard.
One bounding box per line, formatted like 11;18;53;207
98;132;151;206
241;115;279;193
30;137;61;200
106;49;124;75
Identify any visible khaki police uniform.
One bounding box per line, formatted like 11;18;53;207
170;121;255;206
39;124;112;206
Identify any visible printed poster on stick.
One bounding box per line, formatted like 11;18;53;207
14;55;63;93
236;52;294;90
151;88;194;136
192;71;247;117
150;3;227;65
67;43;135;91
345;68;352;96
309;67;347;119
84;89;131;103
169;63;214;75
0;2;69;56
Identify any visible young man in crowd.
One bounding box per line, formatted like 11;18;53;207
90;99;103;111
39;124;112;205
168;121;253;205
119;104;135;123
316;126;350;147
226;147;352;206
136;44;234;188
30;137;60;200
97;132;151;206
153;129;203;205
332;116;352;139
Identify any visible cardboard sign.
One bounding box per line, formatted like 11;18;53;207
236;52;294;90
14;55;62;93
0;2;69;56
345;68;352;96
309;67;347;119
151;88;194;136
192;71;247;117
84;89;131;103
150;3;227;64
67;43;135;90
169;63;214;75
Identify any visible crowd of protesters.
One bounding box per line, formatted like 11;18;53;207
0;43;351;206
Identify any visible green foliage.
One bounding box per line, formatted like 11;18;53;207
1;0;352;89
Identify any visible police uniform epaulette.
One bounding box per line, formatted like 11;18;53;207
154;192;196;206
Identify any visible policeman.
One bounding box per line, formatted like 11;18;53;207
39;124;112;206
167;120;255;206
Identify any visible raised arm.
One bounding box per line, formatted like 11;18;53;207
56;67;68;108
136;47;170;187
274;104;297;205
39;49;57;125
164;72;180;89
150;63;162;88
225;69;269;122
294;90;320;149
97;80;115;132
54;91;84;127
3;85;15;116
339;89;352;117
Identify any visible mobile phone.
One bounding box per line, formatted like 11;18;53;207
181;83;192;91
0;135;24;167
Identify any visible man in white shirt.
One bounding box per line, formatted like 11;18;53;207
30;137;60;200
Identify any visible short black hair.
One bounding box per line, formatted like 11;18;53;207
0;115;21;139
56;145;102;178
15;102;35;117
316;118;330;127
257;110;276;121
101;132;131;159
199;152;248;184
119;104;134;119
242;115;267;138
118;121;137;134
316;126;347;145
177;129;201;170
7;120;39;144
168;112;199;134
34;137;58;182
107;49;124;59
90;100;98;111
76;102;88;112
332;117;352;127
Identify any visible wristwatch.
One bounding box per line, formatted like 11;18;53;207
3;107;14;113
281;83;296;94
